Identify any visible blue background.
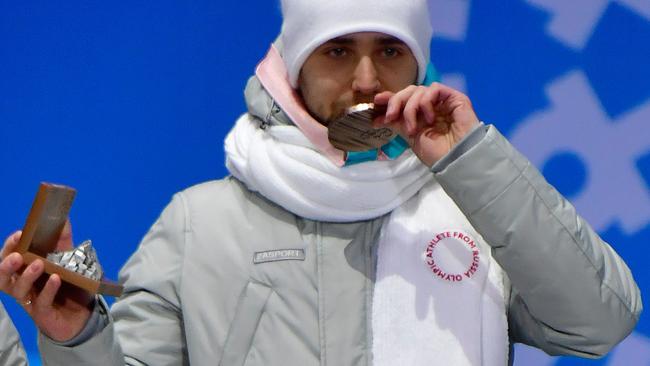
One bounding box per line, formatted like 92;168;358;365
1;1;648;364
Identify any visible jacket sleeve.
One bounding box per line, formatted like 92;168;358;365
38;193;189;366
0;301;29;366
432;125;642;358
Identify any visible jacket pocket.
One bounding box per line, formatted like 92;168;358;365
219;281;273;366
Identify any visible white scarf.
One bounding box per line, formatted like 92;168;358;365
225;113;509;365
225;113;432;222
373;182;509;365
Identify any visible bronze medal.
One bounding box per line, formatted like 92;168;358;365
328;103;396;151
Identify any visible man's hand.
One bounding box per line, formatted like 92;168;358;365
0;222;94;342
374;83;480;167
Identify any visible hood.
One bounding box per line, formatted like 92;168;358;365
242;45;415;167
244;74;294;128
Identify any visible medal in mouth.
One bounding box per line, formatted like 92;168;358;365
328;103;397;152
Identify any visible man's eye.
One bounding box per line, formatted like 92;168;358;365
328;48;347;57
382;47;399;57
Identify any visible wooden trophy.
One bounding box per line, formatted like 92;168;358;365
16;183;123;297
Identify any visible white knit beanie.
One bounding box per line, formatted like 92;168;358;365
280;0;433;88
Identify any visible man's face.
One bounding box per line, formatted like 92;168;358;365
297;32;418;125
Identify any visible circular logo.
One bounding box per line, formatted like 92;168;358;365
423;230;480;283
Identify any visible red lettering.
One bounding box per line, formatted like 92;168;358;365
427;232;484;282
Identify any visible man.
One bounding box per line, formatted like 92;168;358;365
0;0;642;365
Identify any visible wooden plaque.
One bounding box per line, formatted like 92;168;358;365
16;183;123;297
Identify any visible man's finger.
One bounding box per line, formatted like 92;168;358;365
0;253;22;291
373;91;393;107
403;88;426;136
34;274;61;309
12;260;44;301
1;231;23;259
385;86;416;122
419;91;436;124
385;95;405;123
423;86;442;112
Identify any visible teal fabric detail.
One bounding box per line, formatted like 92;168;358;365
344;149;379;166
422;63;440;86
381;135;409;159
343;136;409;166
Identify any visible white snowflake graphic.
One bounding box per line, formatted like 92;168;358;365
509;70;650;234
428;0;471;92
428;0;471;41
526;0;650;50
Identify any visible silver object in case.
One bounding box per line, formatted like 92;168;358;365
46;240;104;281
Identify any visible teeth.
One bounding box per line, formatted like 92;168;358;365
46;240;104;281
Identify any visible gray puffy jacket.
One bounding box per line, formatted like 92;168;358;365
1;301;28;365
38;77;642;366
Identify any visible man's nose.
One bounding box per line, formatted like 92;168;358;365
352;56;381;95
